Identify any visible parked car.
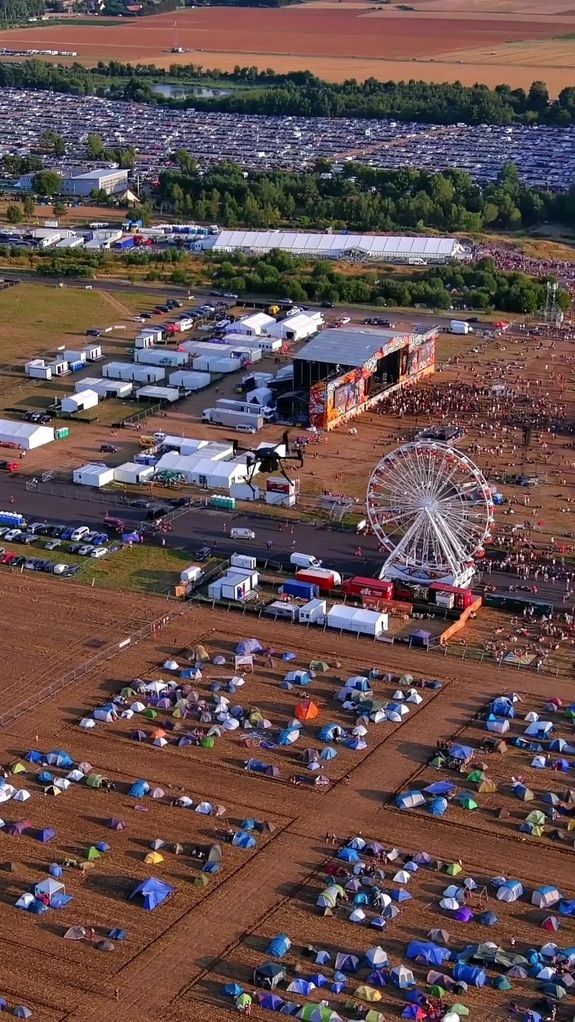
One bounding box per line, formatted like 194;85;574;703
62;564;81;577
78;544;94;556
50;525;67;537
61;527;75;540
320;301;334;308
224;292;238;300
24;558;40;569
27;522;46;534
130;498;152;509
194;546;212;561
0;552;16;565
70;526;90;541
90;547;108;558
168;497;189;508
140;312;152;319
20;534;39;545
45;539;61;550
92;532;109;546
4;529;22;541
13;555;26;566
0;527;10;537
100;444;118;454
67;543;83;554
52;563;69;575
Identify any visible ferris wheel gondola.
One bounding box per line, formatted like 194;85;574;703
367;440;494;587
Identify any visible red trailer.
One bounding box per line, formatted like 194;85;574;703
341;576;394;600
295;567;342;591
428;582;474;609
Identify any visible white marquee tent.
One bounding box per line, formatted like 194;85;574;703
0;418;54;450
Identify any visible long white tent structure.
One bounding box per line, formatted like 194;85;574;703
0;419;54;450
207;231;465;263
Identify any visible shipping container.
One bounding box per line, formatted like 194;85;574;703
280;579;317;601
295;567;342;591
341;577;395;600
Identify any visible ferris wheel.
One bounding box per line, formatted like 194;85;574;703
366;440;495;587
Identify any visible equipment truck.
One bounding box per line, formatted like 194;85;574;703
448;319;472;335
202;407;264;431
215;398;275;422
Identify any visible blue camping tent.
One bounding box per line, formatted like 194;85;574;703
47;750;73;768
129;878;174;910
37;828;55;843
318;724;347;743
236;639;262;655
428;798;448;817
406;942;451;965
232;832;256;849
25;751;43;764
490;699;516;718
454;963;486;987
267;934;291;958
128;780;150;798
450;745;474;761
338;847;360;863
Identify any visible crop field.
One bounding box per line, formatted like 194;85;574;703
0;593;574;1022
0;2;575;89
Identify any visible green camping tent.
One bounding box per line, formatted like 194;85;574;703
86;846;102;860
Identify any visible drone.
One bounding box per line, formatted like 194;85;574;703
233;430;304;494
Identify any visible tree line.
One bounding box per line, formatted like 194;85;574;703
0;0;44;25
156;158;575;233
209;250;570;314
2;59;575;125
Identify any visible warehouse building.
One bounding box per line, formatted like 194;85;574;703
17;168;129;197
288;326;437;430
202;230;465;264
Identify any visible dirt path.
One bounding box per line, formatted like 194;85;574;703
99;289;133;319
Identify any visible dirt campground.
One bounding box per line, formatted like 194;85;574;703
0;589;574;1022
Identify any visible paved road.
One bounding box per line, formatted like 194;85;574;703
0;477;570;607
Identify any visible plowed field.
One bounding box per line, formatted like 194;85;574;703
1;587;574;1022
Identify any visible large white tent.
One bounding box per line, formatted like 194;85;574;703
0;418;54;449
210;230;465;263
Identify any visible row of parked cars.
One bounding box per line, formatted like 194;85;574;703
0;522;117;561
0;550;81;576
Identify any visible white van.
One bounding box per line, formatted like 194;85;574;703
290;552;322;569
236;423;257;434
71;526;90;541
230;528;255;540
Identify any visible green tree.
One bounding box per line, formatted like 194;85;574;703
86;133;105;160
32;170;62;197
22;194;35;217
52;199;67;218
6;204;22;224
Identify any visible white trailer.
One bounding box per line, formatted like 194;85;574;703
134;333;155;349
449;320;472;335
168;370;211;390
208;578;224;600
230;553;257;572
81;344;103;361
113;462;155;485
63;349;87;364
134;349;188;368
299;598;327;624
61;389;99;414
266;600;298;620
25;359;52;380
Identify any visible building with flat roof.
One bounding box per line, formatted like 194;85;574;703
288;326;437;430
206;230;464;264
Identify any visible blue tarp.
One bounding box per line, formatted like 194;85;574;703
129;877;174;910
453;963;486;987
428;798;448;817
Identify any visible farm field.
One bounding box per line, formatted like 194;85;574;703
0;594;574;1022
1;3;575;89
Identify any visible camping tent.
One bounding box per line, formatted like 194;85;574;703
129;877;174;910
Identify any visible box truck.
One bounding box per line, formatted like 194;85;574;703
280;579;317;601
341;576;395;600
449;320;472;335
202;408;264;430
295;567;342;591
